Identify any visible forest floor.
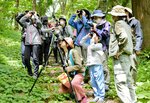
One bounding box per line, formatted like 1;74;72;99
0;29;150;103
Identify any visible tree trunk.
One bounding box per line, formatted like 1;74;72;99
59;0;67;15
15;0;19;30
132;0;150;50
33;0;36;11
97;0;107;12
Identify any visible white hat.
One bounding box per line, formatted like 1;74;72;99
124;7;132;14
108;5;126;16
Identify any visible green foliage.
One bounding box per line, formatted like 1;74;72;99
0;0;149;102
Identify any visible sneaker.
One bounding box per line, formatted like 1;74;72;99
97;98;104;103
28;72;33;76
89;97;99;102
32;74;38;79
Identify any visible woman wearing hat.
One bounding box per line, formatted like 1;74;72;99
108;5;136;103
91;10;111;92
80;31;105;103
59;37;87;103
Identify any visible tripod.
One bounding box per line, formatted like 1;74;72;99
29;33;78;103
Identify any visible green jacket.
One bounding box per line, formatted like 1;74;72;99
109;20;133;56
65;49;84;73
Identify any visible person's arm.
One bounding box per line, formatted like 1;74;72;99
68;14;77;29
82;16;91;29
35;15;42;29
115;21;128;53
66;26;74;38
41;26;53;33
19;15;29;28
16;13;25;27
89;43;103;51
134;20;143;52
66;49;83;72
80;35;90;48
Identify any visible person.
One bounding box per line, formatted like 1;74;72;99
15;10;29;67
59;15;74;39
47;19;59;64
40;16;54;65
91;10;111;91
19;11;42;78
124;7;143;85
80;31;105;103
68;9;91;64
59;37;87;103
108;5;137;103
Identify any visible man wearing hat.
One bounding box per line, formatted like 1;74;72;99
108;5;136;103
91;9;111;92
124;7;143;85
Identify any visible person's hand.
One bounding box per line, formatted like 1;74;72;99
76;10;80;15
93;23;97;30
135;50;141;55
26;12;32;17
82;10;86;16
114;52;121;59
88;33;92;38
65;67;70;73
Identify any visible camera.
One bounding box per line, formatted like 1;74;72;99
76;10;83;17
89;31;95;37
87;21;94;27
52;27;62;38
29;11;35;15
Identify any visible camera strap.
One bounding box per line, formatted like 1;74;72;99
77;23;84;35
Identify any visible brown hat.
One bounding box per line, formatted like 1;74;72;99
108;5;126;16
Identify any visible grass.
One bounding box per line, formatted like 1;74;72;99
0;28;150;103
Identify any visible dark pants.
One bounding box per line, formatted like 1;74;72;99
41;37;51;65
24;45;40;76
21;41;25;66
53;41;58;63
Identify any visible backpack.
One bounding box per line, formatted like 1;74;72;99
68;49;77;78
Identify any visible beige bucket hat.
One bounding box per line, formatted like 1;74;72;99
108;5;126;16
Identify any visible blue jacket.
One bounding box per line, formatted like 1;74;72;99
68;14;91;46
128;17;143;51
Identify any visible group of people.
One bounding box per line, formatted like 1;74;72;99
16;4;143;103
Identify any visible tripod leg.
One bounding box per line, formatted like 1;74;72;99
57;45;78;103
28;67;44;95
29;35;55;94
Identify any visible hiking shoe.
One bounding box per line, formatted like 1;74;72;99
33;74;38;79
28;72;33;76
